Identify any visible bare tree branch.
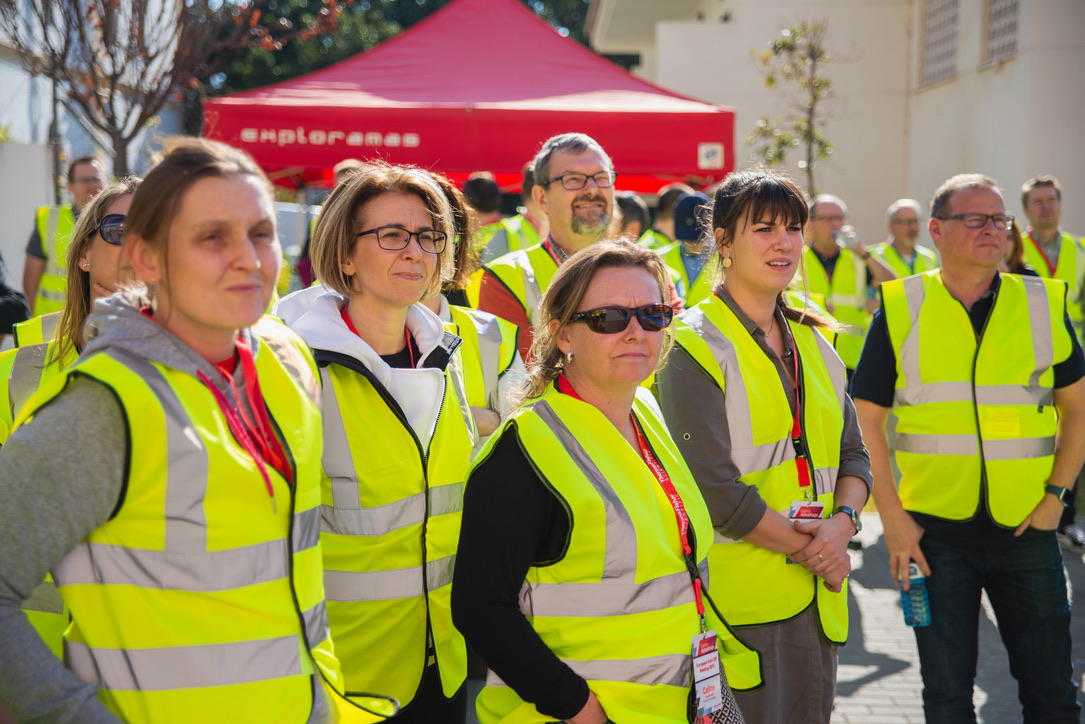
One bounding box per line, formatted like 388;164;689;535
0;0;344;176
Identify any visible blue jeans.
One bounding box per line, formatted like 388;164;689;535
914;531;1079;723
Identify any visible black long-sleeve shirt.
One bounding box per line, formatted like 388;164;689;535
451;425;588;722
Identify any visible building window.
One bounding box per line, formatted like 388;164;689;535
922;0;959;86
986;0;1018;63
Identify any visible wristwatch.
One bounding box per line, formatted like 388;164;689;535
832;505;862;535
1045;484;1073;507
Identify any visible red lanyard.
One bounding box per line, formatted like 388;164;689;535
557;376;706;624
197;338;292;513
543;237;567;266
785;323;813;497
1026;231;1057;276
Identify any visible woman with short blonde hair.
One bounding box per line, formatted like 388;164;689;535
276;161;474;722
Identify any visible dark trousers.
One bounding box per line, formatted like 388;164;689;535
387;663;466;724
914;532;1078;723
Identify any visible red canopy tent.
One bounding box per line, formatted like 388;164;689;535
203;0;734;192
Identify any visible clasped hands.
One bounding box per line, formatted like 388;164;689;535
787;516;853;593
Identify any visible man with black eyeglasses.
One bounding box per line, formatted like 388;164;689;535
476;133;616;360
852;173;1085;722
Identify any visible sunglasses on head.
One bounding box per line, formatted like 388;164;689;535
569;304;674;334
98;214;126;246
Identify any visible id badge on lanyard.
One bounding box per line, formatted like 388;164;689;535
692;630;726;720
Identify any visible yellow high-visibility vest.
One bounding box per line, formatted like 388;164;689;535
796;245;868;369
882;271;1070;526
33;206;76;316
446;305;519;410
656;241;718;307
13;311;61;347
476;386;761;723
672;293;850;643
15;317;396;722
483;243;560;327
316;342;473;707
869;242;939;278
0;340;78;659
1023;230;1085;336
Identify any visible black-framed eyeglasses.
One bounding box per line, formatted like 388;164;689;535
98;214;126;246
569;304;673;334
356;226;447;254
935;213;1014;230
544;171;616;191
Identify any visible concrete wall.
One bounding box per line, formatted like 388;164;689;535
655;0;915;245
595;0;1085;242
0;142;50;351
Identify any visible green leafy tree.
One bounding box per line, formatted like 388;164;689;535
0;0;344;177
209;0;595;98
745;20;834;196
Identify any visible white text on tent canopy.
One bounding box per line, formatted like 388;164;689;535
239;127;421;149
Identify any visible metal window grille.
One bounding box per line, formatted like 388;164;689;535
922;0;959;86
986;0;1018;63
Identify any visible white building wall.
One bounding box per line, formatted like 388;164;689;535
594;0;1085;242
655;0;914;245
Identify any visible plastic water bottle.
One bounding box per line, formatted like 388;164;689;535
900;562;931;627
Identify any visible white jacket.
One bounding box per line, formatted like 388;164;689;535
275;285;459;448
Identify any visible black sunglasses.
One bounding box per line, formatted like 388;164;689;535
569;304;674;334
98;214;126;246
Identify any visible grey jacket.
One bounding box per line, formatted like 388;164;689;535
0;292;329;723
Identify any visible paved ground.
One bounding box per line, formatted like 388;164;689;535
834;513;1085;722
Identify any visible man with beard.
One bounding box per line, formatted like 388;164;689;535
477;133;615;360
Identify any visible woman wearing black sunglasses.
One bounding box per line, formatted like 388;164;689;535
452;239;756;724
656;169;872;724
275;162;474;723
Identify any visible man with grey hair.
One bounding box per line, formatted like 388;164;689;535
799;193;895;374
869;199;939;278
852;173;1085;721
476;133;615;359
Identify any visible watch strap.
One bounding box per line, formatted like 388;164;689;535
1045;484;1072;506
832;505;861;535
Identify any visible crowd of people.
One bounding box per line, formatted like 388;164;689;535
0;130;1081;724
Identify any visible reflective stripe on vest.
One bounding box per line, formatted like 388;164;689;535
484;243;559;326
447;305;517;410
883;271;1069;526
798;245;868;368
476;389;760;724
869;242;939;279
18;318;361;723
13;311;61;347
672;294;849;643
317;355;470;705
1023;230;1085;333
34;206;76;316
